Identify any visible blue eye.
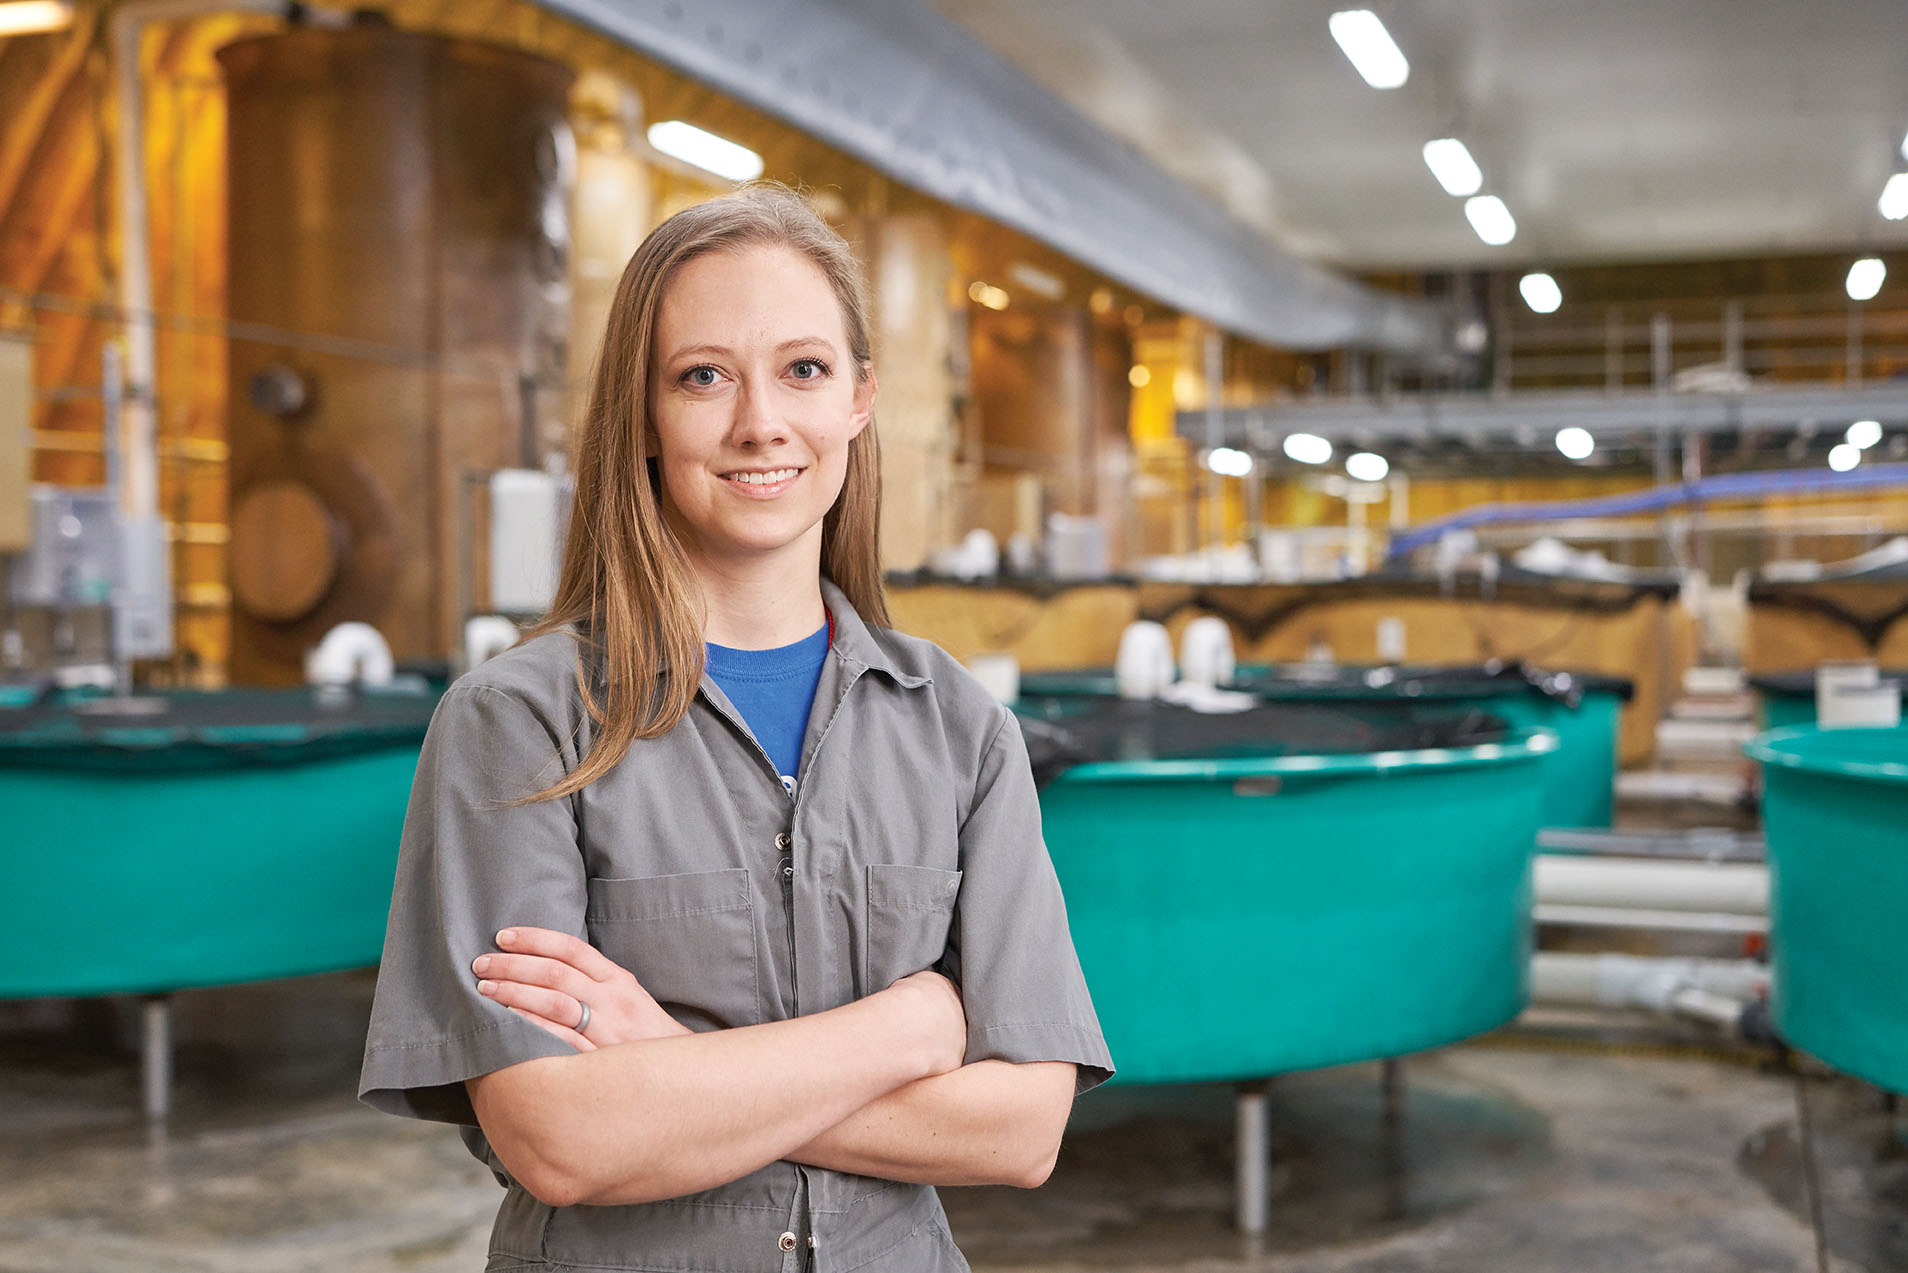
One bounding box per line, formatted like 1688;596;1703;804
683;366;719;387
790;358;829;381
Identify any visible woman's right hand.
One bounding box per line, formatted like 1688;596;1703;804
888;969;968;1078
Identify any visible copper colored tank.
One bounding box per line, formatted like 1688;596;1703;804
220;26;573;683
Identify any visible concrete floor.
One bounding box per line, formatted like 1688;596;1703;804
1;972;1903;1273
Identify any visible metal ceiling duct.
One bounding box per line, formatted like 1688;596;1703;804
533;0;1446;357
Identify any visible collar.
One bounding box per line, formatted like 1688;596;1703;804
819;578;930;688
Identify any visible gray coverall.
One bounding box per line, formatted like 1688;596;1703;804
360;580;1113;1271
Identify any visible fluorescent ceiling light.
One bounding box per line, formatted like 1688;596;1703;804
1328;10;1409;89
1283;433;1333;465
1847;257;1887;301
1464;195;1517;246
646;120;763;183
1206;447;1254;477
1422;139;1482;197
1555;427;1594;460
0;0;72;35
1847;419;1883;449
1828;442;1862;472
967;281;1010;311
1519;272;1563;314
1881;174;1908;221
1345;451;1389;482
1007;261;1064;300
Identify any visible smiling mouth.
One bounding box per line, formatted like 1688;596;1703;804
722;467;802;486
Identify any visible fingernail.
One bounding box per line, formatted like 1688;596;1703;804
473;955;490;974
498;929;517;945
478;980;496;995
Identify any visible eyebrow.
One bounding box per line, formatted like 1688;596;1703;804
663;337;837;362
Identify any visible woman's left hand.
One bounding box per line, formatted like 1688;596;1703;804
473;927;692;1051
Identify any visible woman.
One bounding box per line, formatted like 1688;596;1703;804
359;184;1112;1271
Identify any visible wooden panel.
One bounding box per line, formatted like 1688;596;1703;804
0;332;27;551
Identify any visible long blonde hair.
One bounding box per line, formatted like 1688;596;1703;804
521;184;886;803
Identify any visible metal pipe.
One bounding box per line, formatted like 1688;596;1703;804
141;995;171;1121
1235;1081;1268;1235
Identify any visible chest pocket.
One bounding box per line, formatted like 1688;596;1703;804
586;868;760;1030
864;863;963;993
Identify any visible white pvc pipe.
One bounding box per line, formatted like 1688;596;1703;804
1533;904;1765;935
1532;951;1767;1014
306;621;395;687
1534;855;1768;916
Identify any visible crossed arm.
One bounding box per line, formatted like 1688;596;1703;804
464;927;1077;1207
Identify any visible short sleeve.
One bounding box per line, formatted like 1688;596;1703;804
359;684;588;1124
950;710;1114;1094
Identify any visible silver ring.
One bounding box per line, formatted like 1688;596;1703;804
574;999;592;1035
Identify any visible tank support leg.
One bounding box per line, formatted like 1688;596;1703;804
1235;1080;1269;1235
141;995;171;1121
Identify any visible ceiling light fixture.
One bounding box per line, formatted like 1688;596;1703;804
1881;174;1908;222
1555;427;1594;460
1464;195;1517;246
646;120;764;182
1519;272;1563;314
1422;139;1482;197
1327;10;1409;89
1847;419;1883;449
0;0;72;35
1283;433;1333;465
1846;257;1887;301
967;281;1010;311
1206;447;1254;477
1127;364;1151;388
1828;442;1862;473
1345;451;1390;482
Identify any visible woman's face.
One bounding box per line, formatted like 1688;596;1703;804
648;243;874;576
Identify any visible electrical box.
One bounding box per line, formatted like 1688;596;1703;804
0;332;28;554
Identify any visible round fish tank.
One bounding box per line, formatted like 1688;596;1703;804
1746;725;1908;1093
1021;662;1623;829
1749;670;1908;730
0;683;438;998
1019;693;1556;1085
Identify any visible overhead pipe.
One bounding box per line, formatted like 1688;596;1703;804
1389;464;1908;558
535;0;1446;355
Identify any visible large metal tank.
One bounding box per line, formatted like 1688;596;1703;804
220;26;573;683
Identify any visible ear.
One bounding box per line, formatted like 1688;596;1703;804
846;366;877;439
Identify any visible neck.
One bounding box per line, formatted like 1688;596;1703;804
688;544;829;651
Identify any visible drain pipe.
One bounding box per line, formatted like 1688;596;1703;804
1532;951;1772;1040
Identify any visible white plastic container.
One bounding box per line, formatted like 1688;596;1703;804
1816;660;1879;723
966;652;1021;704
1115;621;1175;700
1822;681;1901;729
1178;616;1236;689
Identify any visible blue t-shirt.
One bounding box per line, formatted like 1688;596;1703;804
705;621;830;788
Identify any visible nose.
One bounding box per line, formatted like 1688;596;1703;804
728;378;788;450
